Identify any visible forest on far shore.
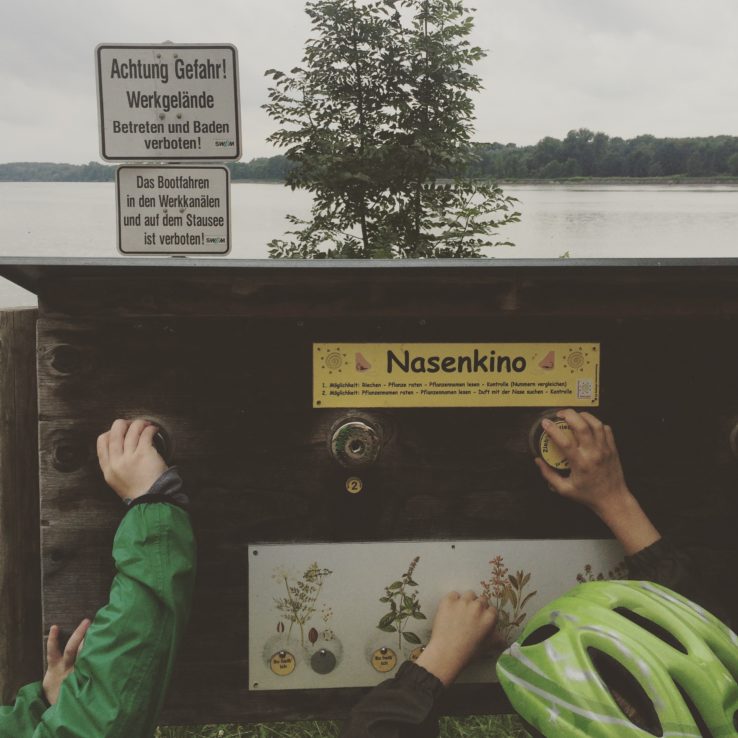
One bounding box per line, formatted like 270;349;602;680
2;130;737;182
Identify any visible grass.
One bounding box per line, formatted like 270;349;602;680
155;716;532;737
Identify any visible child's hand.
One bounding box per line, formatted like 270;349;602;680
97;419;168;503
535;409;661;555
42;619;90;705
535;409;631;518
415;591;497;686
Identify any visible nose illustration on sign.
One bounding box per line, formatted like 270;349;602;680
355;352;372;371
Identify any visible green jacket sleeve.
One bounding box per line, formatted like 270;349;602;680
0;682;48;738
34;498;196;738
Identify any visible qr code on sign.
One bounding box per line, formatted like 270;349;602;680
577;379;593;399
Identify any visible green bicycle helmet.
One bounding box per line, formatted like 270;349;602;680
496;580;738;737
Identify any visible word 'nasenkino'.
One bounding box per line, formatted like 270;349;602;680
387;349;527;374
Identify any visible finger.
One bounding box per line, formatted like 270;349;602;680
579;412;606;445
108;419;129;458
556;409;594;447
46;625;61;666
483;605;499;628
604;425;619;455
138;424;159;454
541;418;576;460
535;457;575;497
461;590;477;602
96;432;110;472
63;619;91;667
124;419;148;455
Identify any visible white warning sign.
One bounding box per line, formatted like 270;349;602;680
96;44;241;161
116;166;230;254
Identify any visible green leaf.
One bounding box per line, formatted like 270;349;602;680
411;611;427;619
388;581;403;590
378;612;396;629
402;631;422;644
378;624;397;633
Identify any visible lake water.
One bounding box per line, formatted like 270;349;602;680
0;181;736;306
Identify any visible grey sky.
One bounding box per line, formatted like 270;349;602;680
1;0;736;164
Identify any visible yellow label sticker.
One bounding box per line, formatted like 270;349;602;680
539;420;572;470
371;647;397;673
346;477;363;494
314;343;600;408
410;646;426;661
270;650;296;676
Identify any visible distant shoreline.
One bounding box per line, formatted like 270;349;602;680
496;176;738;186
2;174;737;186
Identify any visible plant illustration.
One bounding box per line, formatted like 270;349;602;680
273;562;333;647
377;556;427;650
480;555;537;646
320;605;335;642
576;560;627;583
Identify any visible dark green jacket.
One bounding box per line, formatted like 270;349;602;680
0;488;195;738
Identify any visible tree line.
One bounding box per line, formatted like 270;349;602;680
469;130;738;180
2;132;737;182
0;157;295;182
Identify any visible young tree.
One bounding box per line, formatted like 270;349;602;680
264;0;519;258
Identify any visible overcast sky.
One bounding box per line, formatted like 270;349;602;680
1;0;736;164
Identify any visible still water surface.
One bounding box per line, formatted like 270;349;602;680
0;181;736;305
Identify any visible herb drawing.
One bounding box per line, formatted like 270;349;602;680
377;556;427;650
480;555;537;646
576;560;627;583
273;562;333;647
321;605;335;642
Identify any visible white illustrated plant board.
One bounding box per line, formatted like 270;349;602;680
248;539;625;691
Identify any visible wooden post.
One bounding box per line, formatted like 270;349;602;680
0;308;41;704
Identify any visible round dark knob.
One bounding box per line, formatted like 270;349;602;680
153;430;171;463
310;648;337;674
331;420;381;467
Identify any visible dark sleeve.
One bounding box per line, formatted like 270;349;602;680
626;537;732;625
126;465;190;509
339;662;443;738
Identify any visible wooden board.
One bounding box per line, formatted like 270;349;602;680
0;309;41;703
20;264;738;722
35;285;738;722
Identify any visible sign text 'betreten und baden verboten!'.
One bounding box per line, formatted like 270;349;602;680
96;44;241;161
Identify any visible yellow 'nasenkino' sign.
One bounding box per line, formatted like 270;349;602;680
313;343;599;408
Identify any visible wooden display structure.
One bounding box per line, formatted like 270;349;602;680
1;257;737;723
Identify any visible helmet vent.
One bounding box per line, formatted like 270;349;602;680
587;647;663;736
521;624;560;647
614;607;688;654
675;682;713;738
